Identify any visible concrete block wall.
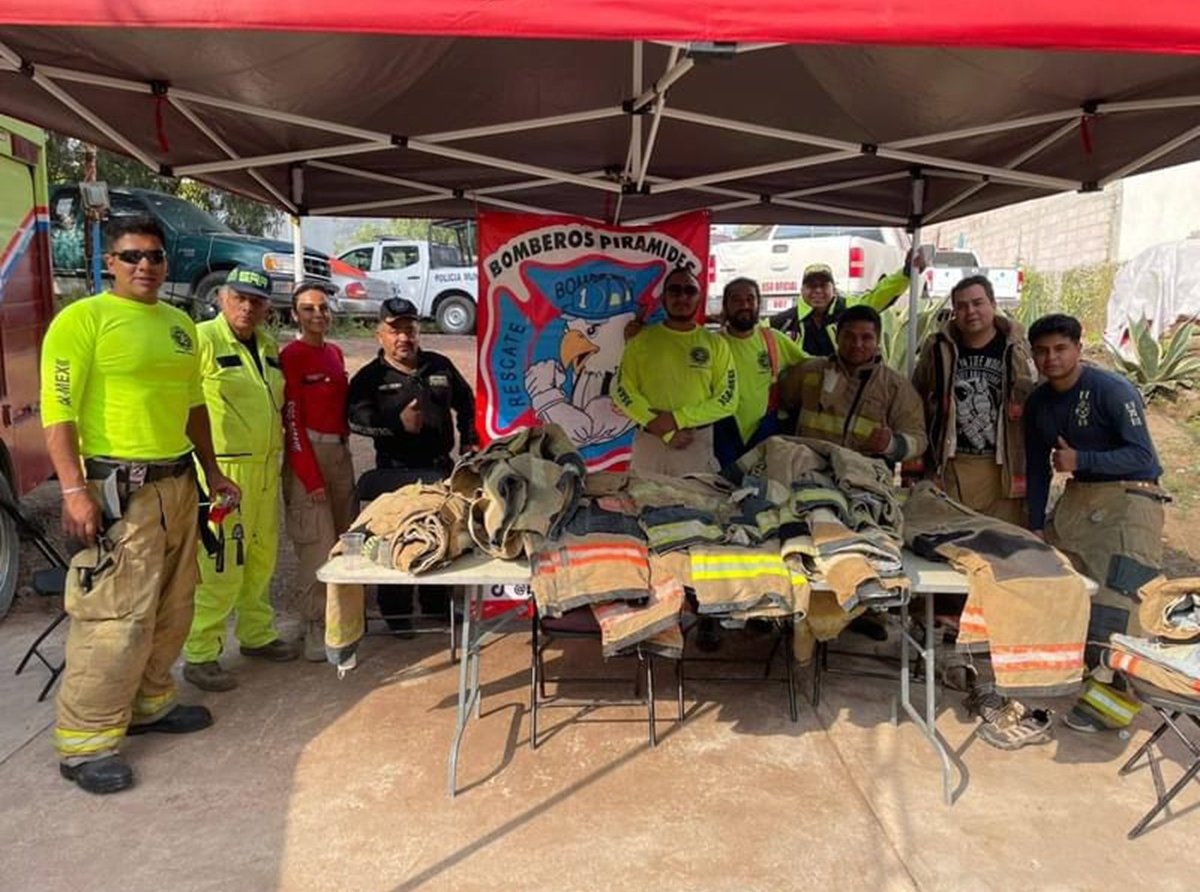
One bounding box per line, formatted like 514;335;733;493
924;184;1121;272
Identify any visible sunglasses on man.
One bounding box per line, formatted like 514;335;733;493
665;282;700;297
110;249;167;266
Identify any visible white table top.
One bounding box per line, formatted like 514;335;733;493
318;550;971;594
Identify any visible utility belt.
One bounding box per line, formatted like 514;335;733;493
1065;478;1172;503
84;454;195;518
306;429;348;445
85;454;194;487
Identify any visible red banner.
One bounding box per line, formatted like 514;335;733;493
476;210;710;470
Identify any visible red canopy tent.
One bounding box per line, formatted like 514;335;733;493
4;1;1200;361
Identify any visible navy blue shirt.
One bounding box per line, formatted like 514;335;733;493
1024;364;1161;529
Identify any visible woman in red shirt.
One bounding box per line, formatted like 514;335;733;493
280;282;358;662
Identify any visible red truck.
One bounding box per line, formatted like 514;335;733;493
0;115;56;616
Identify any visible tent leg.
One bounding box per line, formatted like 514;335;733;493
905;173;926;376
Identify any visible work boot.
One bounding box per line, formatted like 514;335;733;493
240;638;300;662
304;622;326;663
60;755;134;795
127;704;214;736
183;660;238;692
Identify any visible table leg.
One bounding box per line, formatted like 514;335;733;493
447;585;479;798
895;592;956;805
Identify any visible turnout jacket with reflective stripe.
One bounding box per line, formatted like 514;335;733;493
196;316;285;460
777;356;927;463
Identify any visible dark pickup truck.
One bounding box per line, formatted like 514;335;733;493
49;185;331;317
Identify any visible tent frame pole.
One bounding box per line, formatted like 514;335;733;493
906;173;926;377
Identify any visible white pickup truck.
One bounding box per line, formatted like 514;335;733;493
921;248;1022;307
708;224;908;319
337;235;479;334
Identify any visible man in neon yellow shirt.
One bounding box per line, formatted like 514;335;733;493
770;255;920;357
183;267;296;692
40;216;239;795
614;268;737;474
714;276;808;466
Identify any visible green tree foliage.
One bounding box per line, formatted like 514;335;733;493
47;133;280;236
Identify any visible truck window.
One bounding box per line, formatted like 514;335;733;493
51;190;86;272
136;191;233;233
934;251;979;267
429;243;466;268
339;247;374;272
382;245;420;270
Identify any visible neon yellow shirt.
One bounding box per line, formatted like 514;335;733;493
40;292;202;459
196;316;285;459
614;323;738;429
723;327;807;440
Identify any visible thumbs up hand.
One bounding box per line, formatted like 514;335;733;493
1052;435;1078;473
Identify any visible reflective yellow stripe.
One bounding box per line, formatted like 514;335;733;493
692;568;789;581
132;690;176;720
798;409;843;436
1082;682;1140;724
790;574;809;587
55;726;125;756
798;409;876;441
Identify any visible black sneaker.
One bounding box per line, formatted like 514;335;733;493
60;755;135;794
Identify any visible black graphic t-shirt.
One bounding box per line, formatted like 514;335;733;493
953;332;1006;456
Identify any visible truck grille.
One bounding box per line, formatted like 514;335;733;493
304;254;331;280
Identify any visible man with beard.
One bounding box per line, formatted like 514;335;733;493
614;267;738;474
713;277;808;467
778;304;926;465
912;275;1037;526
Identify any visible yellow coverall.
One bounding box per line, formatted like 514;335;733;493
183;315;286;662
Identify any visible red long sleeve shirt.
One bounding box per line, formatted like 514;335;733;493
280;339;350;493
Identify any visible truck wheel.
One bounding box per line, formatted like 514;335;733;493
0;475;19;619
435;295;476;335
190;272;226;321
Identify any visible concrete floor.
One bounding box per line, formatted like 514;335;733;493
1;607;1197;892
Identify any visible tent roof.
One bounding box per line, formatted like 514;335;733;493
7;1;1200;53
3;9;1200;226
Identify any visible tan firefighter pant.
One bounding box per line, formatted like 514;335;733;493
55;471;199;763
943;454;1026;528
283;439;357;621
1047;479;1166;645
631;426;717;476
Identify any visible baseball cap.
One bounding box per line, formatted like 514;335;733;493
802;263;835;283
379;296;420;323
225;266;273;299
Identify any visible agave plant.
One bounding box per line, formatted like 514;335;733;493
880;298;946;372
1105;318;1200;401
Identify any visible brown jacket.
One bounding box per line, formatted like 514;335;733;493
778;356;927;463
911;315;1037;499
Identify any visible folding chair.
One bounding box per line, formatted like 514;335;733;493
2;493;71;702
529;607;685;749
681;616;799;722
1117;677;1200;839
